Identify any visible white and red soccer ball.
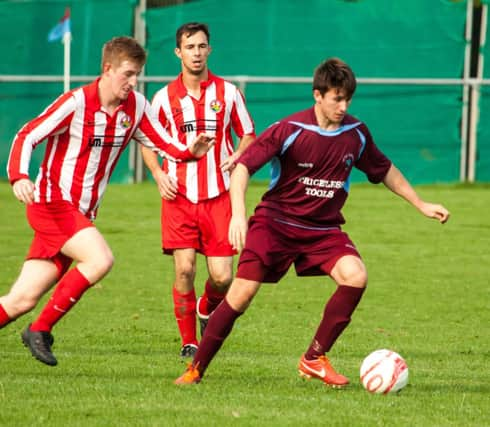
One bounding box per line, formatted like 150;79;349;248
360;349;409;394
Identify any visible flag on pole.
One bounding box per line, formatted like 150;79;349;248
48;7;71;42
47;7;72;92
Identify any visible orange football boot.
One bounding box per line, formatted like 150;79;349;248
298;354;349;388
174;363;201;385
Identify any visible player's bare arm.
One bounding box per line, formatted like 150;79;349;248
228;163;250;251
221;134;255;172
153;169;178;200
140;146;177;200
12;178;35;204
382;164;450;224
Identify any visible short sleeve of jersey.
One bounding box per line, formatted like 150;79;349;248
238;121;293;176
230;88;255;138
354;124;392;183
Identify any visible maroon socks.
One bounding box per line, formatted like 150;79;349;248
305;285;365;360
198;279;226;316
193;299;242;375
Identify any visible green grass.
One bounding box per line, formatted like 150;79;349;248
0;181;489;427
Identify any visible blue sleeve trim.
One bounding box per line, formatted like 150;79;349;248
269;128;302;189
355;128;367;159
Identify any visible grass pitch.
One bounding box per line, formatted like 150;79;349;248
0;180;488;426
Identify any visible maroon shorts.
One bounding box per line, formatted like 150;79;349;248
26;201;94;276
236;215;361;283
161;192;236;256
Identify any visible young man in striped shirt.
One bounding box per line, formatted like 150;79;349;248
141;22;255;358
1;36;214;366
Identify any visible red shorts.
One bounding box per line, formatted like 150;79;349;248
161;192;236;256
236;215;361;283
26;201;94;276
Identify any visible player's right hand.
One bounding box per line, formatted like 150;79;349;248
189;133;215;158
152;169;177;200
228;214;248;252
12;178;35;204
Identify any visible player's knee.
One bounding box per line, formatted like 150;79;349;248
335;267;368;288
351;269;368;288
175;265;196;284
91;250;114;279
211;273;232;290
332;257;368;288
340;263;368;288
7;294;38;317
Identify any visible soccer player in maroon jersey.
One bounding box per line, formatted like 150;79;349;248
140;22;255;358
0;36;214;366
175;57;450;386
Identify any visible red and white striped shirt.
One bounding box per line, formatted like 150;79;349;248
152;71;255;203
7;78;194;220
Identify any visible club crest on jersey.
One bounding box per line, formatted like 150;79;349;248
120;114;132;129
343;153;355;170
209;99;222;113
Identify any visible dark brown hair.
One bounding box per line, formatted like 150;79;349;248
176;22;210;48
313;58;357;99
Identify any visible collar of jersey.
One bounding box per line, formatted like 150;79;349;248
175;70;218;98
288;120;361;136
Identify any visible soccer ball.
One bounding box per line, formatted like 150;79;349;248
360;349;409;394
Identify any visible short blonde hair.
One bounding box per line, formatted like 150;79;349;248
101;36;147;72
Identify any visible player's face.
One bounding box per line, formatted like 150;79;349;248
314;88;352;128
106;60;142;101
175;31;211;76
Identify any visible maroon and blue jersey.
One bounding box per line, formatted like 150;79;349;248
238;107;392;228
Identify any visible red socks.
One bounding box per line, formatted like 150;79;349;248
174;280;227;345
198;280;226;316
305;285;365;360
173;288;198;346
193;299;242;376
0;304;11;328
30;267;91;333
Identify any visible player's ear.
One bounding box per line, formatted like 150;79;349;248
102;62;112;74
313;89;323;103
174;47;182;60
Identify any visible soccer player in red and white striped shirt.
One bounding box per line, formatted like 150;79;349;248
140;23;255;358
0;36;214;366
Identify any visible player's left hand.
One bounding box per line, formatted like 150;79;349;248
189;133;215;158
419;202;450;224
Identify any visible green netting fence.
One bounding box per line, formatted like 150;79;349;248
145;0;466;183
477;1;490;181
0;0;135;183
0;0;481;184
